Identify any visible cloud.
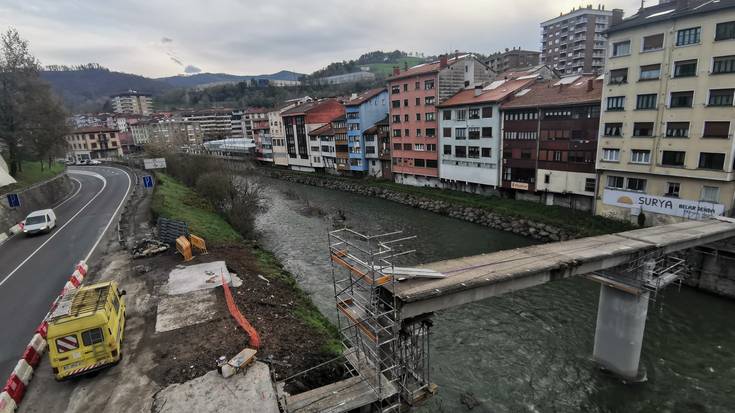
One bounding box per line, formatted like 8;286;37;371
184;64;201;74
161;36;173;43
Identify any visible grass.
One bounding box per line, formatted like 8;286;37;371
7;160;65;189
367;57;426;76
151;173;242;244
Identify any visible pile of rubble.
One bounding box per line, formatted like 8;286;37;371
132;238;169;259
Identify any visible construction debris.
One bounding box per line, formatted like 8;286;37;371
132;238;169;258
218;348;257;378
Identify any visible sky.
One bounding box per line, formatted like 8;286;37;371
0;0;642;78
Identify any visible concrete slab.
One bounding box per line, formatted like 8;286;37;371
152;362;279;413
155;289;219;333
164;260;240;295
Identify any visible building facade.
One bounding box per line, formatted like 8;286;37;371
344;88;389;174
387;54;496;186
110;91;153;115
270;98;313;167
596;0;735;224
180;109;233;141
65;127;123;161
486;48;541;73
281;99;345;172
541;6;624;75
363;116;392;179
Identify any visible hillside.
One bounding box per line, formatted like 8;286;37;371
157;70;304;88
41;65;172;112
305;50;427;81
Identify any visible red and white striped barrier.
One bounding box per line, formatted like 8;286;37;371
0;261;88;411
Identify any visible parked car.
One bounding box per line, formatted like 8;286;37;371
89;159;102;165
23;209;57;236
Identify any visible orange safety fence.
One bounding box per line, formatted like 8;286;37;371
221;274;260;349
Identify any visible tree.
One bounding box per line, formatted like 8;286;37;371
0;28;69;175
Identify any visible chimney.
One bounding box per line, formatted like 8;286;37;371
474;85;483;97
587;78;594;92
392;66;400;76
440;55;448;68
350;93;358;100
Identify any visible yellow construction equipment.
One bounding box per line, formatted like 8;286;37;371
176;235;193;261
190;234;207;254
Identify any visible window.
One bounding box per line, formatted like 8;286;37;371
392;129;401;137
604;123;623;136
425;112;436;121
612;40;630;57
715;21;735;41
404;99;409;107
602;148;620;162
633;122;654;137
709;89;734;106
481;127;492;138
674;60;697;77
640;64;661;80
584;178;596;193
626;178;647;192
523;151;533;160
425;80;435;90
81;328;104;346
392;100;400;108
606;175;624;189
701;186;721;203
414;159;425;167
609;68;628;84
416;128;422;137
666;182;680;198
426;128;436;137
699;152;725;170
404;128;410;137
481;148;491;157
670;91;694;108
468;127;480;139
676;27;701;46
482;106;493;118
414;143;424;151
404;114;409;122
443;110;452;120
469;108;480;119
416;97;421;106
661;150;685;167
642;33;664;51
415;81;420;90
455;128;467;139
636;94;657;109
442;127;452;138
416;113;421;121
426;159;437;168
391;86;400;94
425;96;435;105
455;146;467;158
607;96;625;111
443;145;452;155
456;110;467;121
703;121;730;138
403;143;412;150
712;55;735;74
468;146;480;158
631;150;651;164
392;115;401;123
666;122;690;137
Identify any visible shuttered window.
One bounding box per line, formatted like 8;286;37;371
703;122;730;138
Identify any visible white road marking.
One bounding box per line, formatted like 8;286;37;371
53;177;83;209
0;172;108;288
83;167;132;262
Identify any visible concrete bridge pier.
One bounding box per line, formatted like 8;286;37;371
592;284;649;380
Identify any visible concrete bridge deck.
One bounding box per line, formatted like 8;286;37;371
391;219;735;318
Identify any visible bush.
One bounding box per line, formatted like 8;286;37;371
195;171;263;239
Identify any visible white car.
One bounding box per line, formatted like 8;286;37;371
23;209;57;236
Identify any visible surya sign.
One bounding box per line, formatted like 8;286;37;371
603;189;725;219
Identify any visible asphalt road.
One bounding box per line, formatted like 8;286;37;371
0;166;131;380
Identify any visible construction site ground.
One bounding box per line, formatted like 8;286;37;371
18;168;343;412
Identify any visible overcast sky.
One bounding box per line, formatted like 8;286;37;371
0;0;642;78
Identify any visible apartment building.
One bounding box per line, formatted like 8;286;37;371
363;116;392;179
180;109;233;141
344;88;389;175
308;117;340;172
110;91;153;115
387;54;496;186
438;78;534;194
231;110;246;139
486;48;540;73
502;75;602;210
253;115;271;162
333;116;349;173
596;0;735;224
281;99;345;172
244;108;268;140
541;5;624;75
65;127;123;161
270;98;313;166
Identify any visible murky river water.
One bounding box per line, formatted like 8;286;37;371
255;177;735;413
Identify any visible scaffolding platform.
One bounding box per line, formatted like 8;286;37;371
284;376;382;413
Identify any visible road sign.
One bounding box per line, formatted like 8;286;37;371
7;193;20;208
143;175;154;188
143;158;167;170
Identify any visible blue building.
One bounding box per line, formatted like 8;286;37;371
344;88;389;173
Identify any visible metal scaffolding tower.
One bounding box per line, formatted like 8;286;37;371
328;228;434;412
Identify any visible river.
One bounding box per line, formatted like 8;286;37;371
254;176;735;413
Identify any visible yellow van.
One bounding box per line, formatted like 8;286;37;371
46;281;126;380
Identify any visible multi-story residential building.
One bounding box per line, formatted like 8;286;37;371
129;119;203;149
502;75;602;210
387;54;496;186
333;116;349;173
253;116;272;162
180;109;233;141
231;110;245;139
596;0;735;224
438;78;535;194
110;90;154;115
363;116;392;179
308;118;339;172
244;108;268;140
281;99;345;172
486;48;541;73
344;88;389;175
270;98;313;167
541;5;624;75
65;127;123;162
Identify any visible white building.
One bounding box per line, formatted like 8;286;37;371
110;91;153;115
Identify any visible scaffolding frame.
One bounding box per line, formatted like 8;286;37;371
328;228;433;412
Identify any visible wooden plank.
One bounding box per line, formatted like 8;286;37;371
285;376;379;413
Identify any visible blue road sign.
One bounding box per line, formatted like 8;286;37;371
143;175;154;188
7;193;20;208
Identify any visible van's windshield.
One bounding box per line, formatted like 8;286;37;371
25;216;46;225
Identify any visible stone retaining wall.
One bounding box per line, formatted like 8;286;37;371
0;173;74;232
262;170;575;242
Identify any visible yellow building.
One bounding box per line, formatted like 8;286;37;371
65;127;124;162
595;0;735;225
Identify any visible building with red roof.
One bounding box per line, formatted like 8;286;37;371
281;99;345;171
